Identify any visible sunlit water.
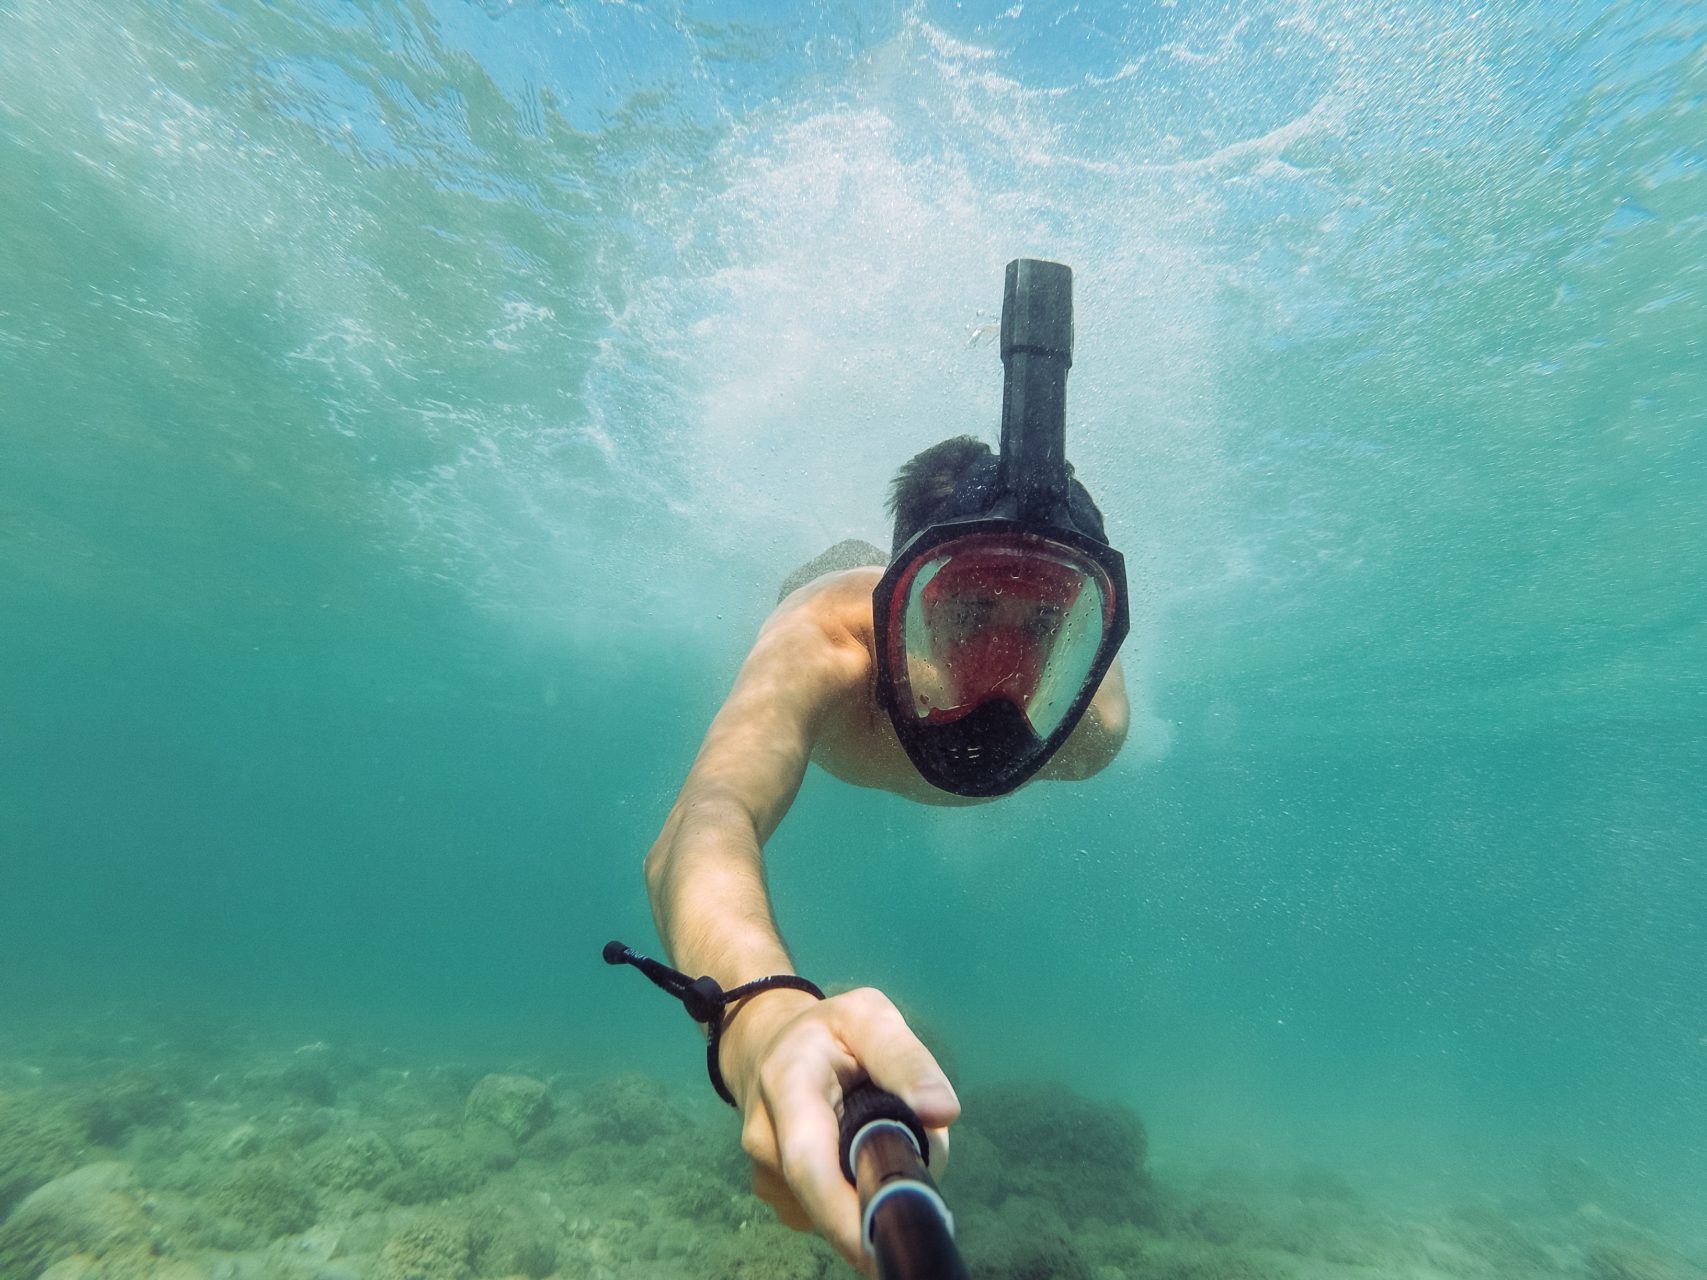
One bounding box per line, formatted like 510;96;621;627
3;0;1703;1238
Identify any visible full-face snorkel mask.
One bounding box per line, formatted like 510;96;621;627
873;260;1129;798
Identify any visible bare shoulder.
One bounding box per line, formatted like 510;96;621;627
1038;657;1130;781
748;566;881;695
773;565;882;628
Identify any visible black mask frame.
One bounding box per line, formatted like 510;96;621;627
873;260;1130;798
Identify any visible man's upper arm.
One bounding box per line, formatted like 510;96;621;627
682;607;866;841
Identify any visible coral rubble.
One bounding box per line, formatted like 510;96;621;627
0;1029;1700;1280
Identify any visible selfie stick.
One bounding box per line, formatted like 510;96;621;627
838;1082;971;1280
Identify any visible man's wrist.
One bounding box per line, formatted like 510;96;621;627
716;986;821;1103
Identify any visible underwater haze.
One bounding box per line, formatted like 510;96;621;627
2;0;1704;1277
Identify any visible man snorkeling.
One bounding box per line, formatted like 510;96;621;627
630;261;1130;1273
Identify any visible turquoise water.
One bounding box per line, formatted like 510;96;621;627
2;0;1704;1271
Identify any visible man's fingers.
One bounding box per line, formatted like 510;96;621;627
762;1055;865;1270
751;1165;814;1232
739;1105;779;1172
836;990;961;1127
925;1124;951;1175
734;990;959;1276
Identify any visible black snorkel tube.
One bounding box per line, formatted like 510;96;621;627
998;258;1074;523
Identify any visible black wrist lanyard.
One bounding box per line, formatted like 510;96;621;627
603;941;824;1107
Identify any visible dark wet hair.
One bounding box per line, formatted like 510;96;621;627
887;436;993;553
886;435;1107;554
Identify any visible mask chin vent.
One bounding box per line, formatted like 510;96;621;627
908;699;1046;797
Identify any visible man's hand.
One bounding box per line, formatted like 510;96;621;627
719;986;959;1274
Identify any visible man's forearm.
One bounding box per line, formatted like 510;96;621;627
643;790;795;987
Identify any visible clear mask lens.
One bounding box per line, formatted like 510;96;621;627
891;534;1113;740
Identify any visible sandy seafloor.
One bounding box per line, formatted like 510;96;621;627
1;1021;1703;1280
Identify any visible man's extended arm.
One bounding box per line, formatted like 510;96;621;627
639;604;957;1275
643;610;855;987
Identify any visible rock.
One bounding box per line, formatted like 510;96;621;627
0;1092;85;1217
1537;1154;1657;1229
217;1122;265;1160
208;1157;319;1240
1440;1199;1552;1273
0;1063;46;1090
78;1072;184;1146
242;1056;338;1107
306;1130;402;1191
1120;1238;1273;1280
959;1200;1095;1280
467;1198;560;1279
703;1216;833;1280
1287;1164;1359;1203
39;1260;207;1280
1585;1238;1702;1280
424;1064;482;1104
378;1217;474;1280
516;1118;575;1162
460;1122;518;1171
660;1165;747;1231
1180;1196;1265;1247
464;1075;552;1143
378;1130;490;1205
0;1162;152;1279
939;1124;1004;1209
271;1105;337;1150
572;1074;686;1146
968;1081;1153;1227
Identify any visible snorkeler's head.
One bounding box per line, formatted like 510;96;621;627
872;261;1128;798
886;435;1108;557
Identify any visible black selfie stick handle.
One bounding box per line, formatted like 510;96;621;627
838;1082;971;1280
